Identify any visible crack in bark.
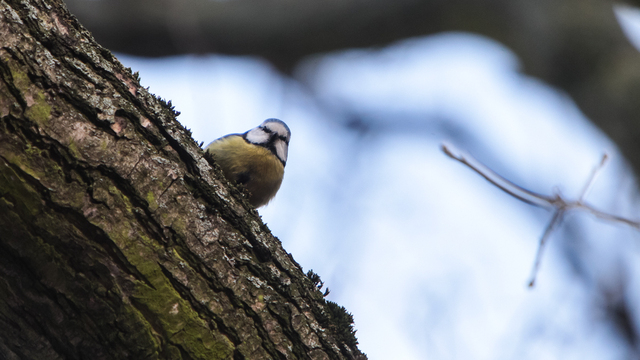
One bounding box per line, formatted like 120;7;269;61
0;208;123;359
156;264;241;345
157;176;177;203
0;127;157;292
163;243;288;359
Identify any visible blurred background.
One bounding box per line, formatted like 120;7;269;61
65;1;640;359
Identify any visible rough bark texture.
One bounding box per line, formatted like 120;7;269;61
0;0;364;359
64;0;640;181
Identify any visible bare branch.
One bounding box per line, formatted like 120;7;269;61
442;144;640;287
441;144;555;208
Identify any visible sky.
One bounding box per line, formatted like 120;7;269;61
117;7;640;359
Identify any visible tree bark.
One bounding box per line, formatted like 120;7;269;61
0;0;364;359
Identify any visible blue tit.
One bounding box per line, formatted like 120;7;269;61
205;118;291;208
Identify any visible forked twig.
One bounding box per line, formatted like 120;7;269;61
442;143;639;287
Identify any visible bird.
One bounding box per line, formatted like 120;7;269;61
205;118;291;208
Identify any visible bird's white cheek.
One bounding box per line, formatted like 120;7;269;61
245;128;270;144
275;141;288;164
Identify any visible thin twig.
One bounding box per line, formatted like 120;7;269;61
580;205;640;230
528;208;565;287
578;153;608;201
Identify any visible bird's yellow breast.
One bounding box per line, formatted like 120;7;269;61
206;135;284;207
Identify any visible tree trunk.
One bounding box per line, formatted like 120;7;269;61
0;1;364;359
